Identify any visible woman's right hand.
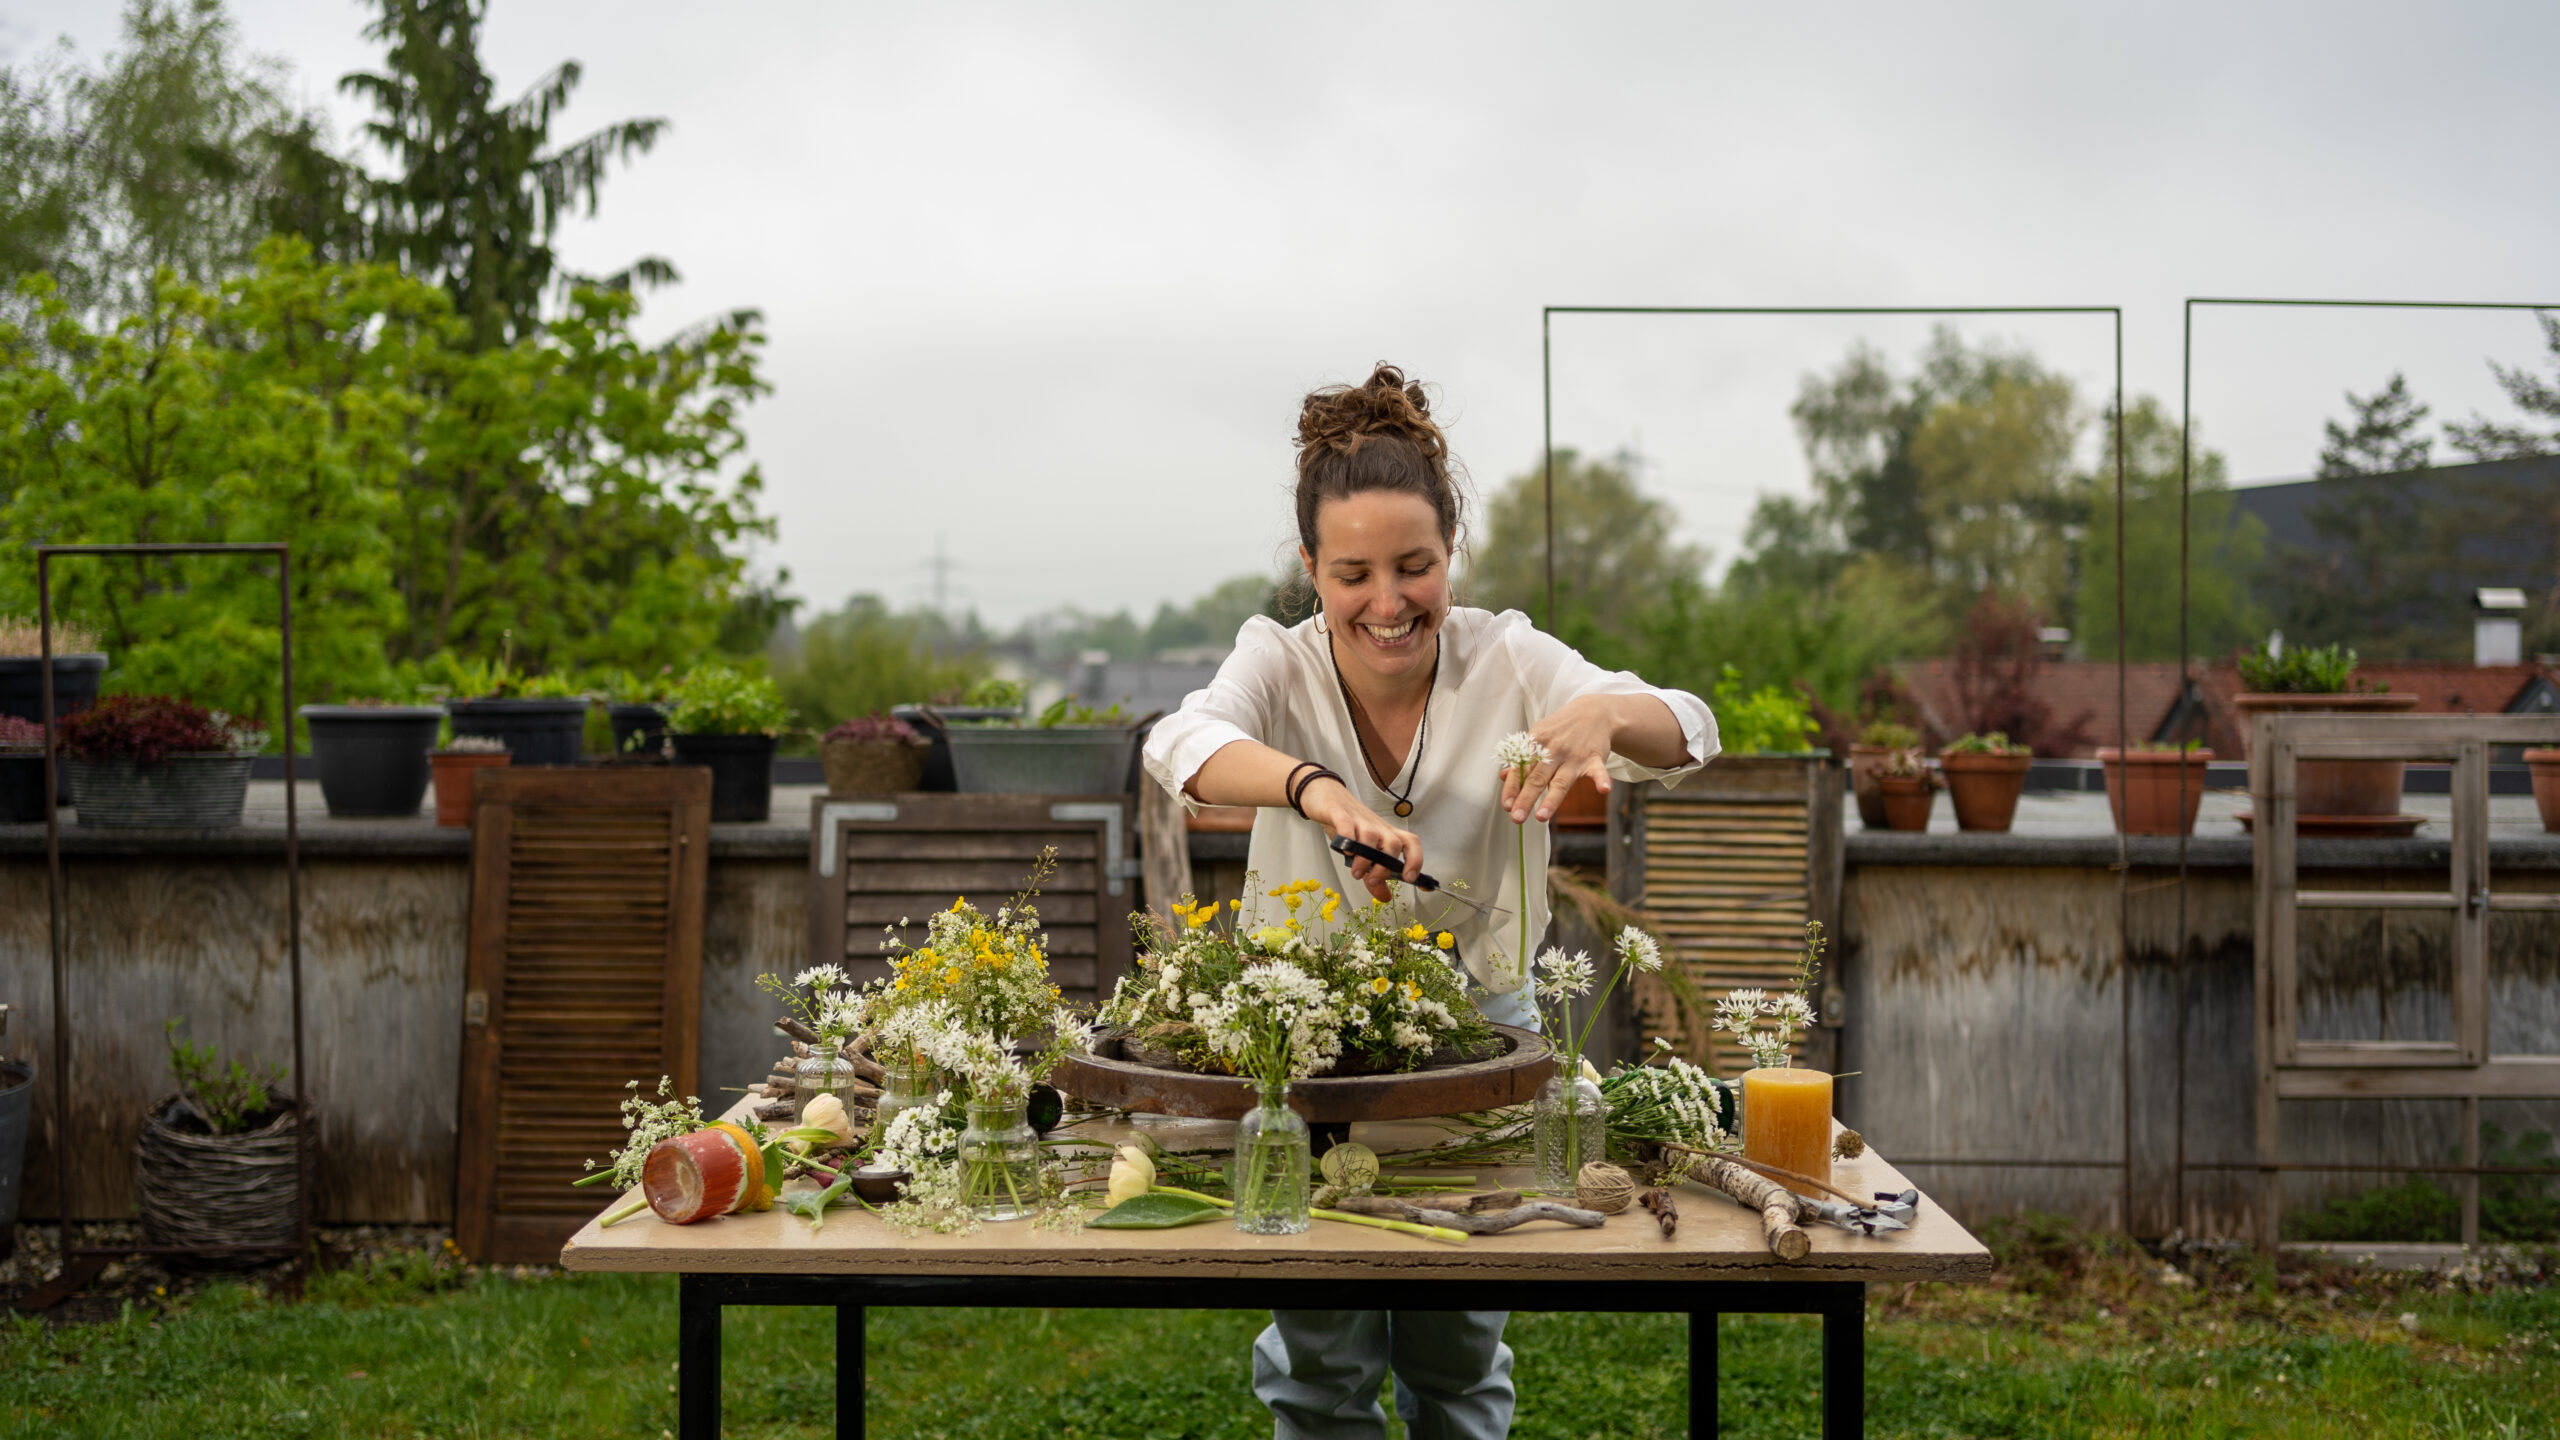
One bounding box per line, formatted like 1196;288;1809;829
1302;779;1423;902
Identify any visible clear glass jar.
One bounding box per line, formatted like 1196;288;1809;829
872;1059;934;1133
796;1051;857;1109
1534;1070;1608;1191
1229;1081;1311;1234
958;1096;1042;1221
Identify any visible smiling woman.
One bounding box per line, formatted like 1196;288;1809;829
1139;361;1721;1440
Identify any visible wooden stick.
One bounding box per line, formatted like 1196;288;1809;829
1670;1144;1868;1206
1687;1157;1808;1260
1326;1195;1603;1235
775;1016;820;1045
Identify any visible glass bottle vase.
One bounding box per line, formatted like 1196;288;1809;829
1229;1082;1311;1234
796;1051;857;1109
1534;1070;1608;1191
958;1096;1043;1221
873;1060;934;1133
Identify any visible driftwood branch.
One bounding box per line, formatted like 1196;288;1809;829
1331;1195;1606;1234
1669;1143;1867;1206
1688;1156;1807;1260
1637;1187;1680;1239
775;1016;820;1045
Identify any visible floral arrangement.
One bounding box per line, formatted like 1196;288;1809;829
1193;960;1347;1084
866;853;1083;1073
0;715;44;751
57;693;264;763
1532;926;1665;1080
1098;877;1494;1076
1715;921;1824;1070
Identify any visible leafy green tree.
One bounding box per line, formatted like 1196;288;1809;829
1144;573;1286;655
339;0;672;349
776;596;990;729
2318;372;2434;476
2448;312;2560;461
2075;398;2266;661
1467;449;1705;645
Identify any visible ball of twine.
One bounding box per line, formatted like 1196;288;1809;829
1576;1161;1637;1214
1320;1141;1380;1193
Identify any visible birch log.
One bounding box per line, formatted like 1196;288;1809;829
1692;1156;1809;1260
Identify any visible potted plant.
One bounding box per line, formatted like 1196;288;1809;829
2231;644;2417;820
1874;748;1936;832
821;712;930;795
431;733;512;828
944;694;1140;795
136;1019;297;1260
0;615;107;728
2526;748;2560;833
2100;742;2215;837
1938;732;2032;833
435;641;592;768
0;715;44;824
894;677;1028;791
603;669;676;761
667;663;793;822
1847;719;1918;829
57;694;263;828
301;699;444;818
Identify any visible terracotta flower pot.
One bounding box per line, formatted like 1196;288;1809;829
2099;747;2214;836
1876;774;1934;832
432;750;511;828
1847;744;1892;828
2231;692;2420;817
1939;751;2031;833
2527;749;2560;833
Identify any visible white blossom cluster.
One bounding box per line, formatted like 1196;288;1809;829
1715;987;1817;1070
1191;960;1348;1083
598;1076;706;1189
1534;947;1595;1003
1494;730;1551;776
1609;1052;1731;1150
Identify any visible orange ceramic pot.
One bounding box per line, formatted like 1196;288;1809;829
2099;747;2214;836
1939;751;2031;832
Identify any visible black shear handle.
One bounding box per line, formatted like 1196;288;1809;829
1327;833;1441;892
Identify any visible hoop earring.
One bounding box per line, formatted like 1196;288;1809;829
1313;610;1329;636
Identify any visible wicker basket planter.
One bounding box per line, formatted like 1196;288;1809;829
135;1092;298;1262
820;737;928;795
64;753;254;827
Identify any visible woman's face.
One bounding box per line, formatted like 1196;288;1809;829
1301;490;1452;684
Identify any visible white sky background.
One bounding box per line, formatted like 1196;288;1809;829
7;2;2558;622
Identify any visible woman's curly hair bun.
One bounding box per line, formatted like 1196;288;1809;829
1291;363;1463;557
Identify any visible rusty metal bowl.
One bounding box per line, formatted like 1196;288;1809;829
1055;1024;1555;1123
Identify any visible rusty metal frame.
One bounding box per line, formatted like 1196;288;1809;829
2250;711;2560;1250
32;542;306;1296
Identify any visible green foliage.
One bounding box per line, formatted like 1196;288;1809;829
2283;1126;2560;1243
2237;641;2364;695
1033;696;1128;728
1857;719;1918;749
772;595;990;732
2321;372;2435;477
162;1017;286;1135
665;662;790;736
0;242;773;728
1466;449;1705;628
2075;397;2268;661
2448;311;2560;462
1087;1192;1226;1229
1708;665;1819;755
964;676;1027;709
1942;731;2022;755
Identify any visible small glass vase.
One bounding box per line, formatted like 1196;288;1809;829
1534;1070;1608;1191
1229;1082;1311;1235
873;1059;934;1132
796;1051;857;1108
958;1096;1043;1221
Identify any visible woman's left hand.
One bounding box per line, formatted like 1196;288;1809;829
1501;694;1621;824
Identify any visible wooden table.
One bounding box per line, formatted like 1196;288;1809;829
562;1112;1989;1439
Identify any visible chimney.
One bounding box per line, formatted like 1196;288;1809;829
2475;588;2526;666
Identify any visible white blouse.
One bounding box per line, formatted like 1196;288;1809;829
1142;607;1717;995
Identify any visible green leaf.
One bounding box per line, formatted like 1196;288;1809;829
784;1176;852;1234
1088;1192;1227;1229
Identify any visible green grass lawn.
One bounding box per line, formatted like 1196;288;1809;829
1;1222;2554;1438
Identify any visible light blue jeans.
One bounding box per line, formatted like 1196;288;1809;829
1251;984;1533;1440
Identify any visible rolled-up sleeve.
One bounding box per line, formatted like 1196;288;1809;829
1500;611;1718;787
1142;616;1296;808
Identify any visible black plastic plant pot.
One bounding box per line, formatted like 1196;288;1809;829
445;698;590;767
0;653;107;726
301;705;443;818
670;732;778;822
0;754;47;823
608;702;671;761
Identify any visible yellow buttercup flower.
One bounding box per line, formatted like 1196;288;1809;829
1405;924;1429;942
1321;899;1340;923
1369;976;1393;994
1436;931;1455;950
1402;980;1422;1002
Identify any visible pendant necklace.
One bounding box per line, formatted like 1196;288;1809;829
1327;628;1437;819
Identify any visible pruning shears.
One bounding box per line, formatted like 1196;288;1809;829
1327;834;1512;928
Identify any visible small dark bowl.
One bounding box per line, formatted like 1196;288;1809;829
848;1167;911;1205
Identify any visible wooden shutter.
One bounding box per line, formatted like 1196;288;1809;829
1612;757;1845;1076
806;793;1138;1007
456;768;709;1264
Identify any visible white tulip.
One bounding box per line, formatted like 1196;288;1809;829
801;1092;856;1144
1106;1143;1156;1205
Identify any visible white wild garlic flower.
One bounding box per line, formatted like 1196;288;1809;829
1494;731;1550;776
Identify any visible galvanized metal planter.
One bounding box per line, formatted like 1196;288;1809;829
944;726;1136;795
63;753;254;827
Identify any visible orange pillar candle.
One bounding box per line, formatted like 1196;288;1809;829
1741;1067;1834;1197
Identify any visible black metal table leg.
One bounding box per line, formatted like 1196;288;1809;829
840;1304;865;1439
680;1273;722;1439
1820;1282;1865;1440
1690;1310;1718;1439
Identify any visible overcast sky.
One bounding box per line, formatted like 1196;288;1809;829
9;2;2559;624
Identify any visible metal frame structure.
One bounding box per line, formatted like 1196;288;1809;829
2177;297;2560;1239
1539;303;2137;1221
676;1271;1867;1440
30;542;307;1299
2248;712;2560;1249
